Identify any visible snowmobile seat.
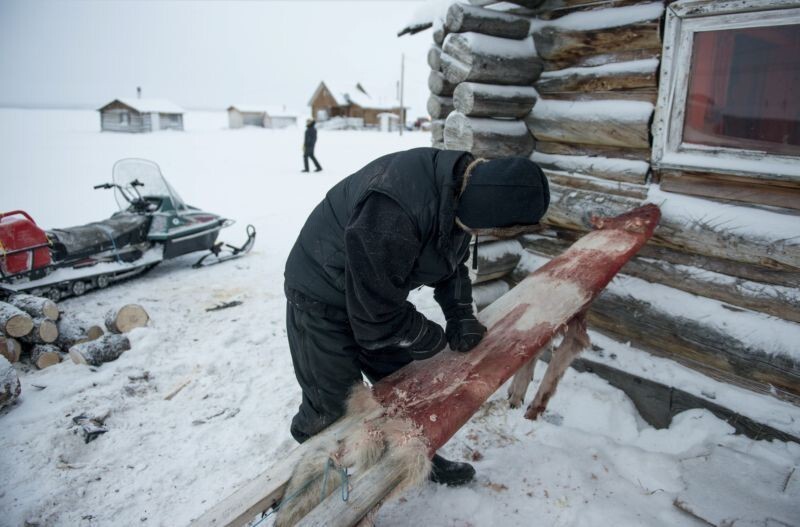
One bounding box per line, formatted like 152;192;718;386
48;213;151;263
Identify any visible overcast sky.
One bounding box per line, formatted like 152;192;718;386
0;0;434;118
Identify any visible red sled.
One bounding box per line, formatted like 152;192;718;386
192;204;661;527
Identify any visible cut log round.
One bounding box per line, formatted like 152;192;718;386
69;334;131;366
55;316;104;350
0;336;22;363
427;94;454;120
453;82;538;118
30;344;63;369
441;33;542;86
0;302;34;338
105;304;149;334
428;70;457;96
433;26;446;46
469;239;523;284
0;355;21;409
8;294;59;321
444;112;534;158
427;45;442;71
445;3;531;40
431;119;445;144
20;318;58;344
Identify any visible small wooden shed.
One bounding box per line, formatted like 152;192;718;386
405;0;800;436
98;98;184;133
308;81;404;127
227;105;298;129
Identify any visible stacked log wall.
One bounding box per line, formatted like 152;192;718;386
425;3;546;299
423;0;800;406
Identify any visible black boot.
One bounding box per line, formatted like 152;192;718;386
430;454;475;486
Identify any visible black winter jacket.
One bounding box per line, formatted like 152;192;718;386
284;147;474;350
304;126;317;149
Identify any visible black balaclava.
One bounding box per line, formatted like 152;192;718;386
456;157;550;230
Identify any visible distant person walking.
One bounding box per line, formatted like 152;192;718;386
302;119;322;173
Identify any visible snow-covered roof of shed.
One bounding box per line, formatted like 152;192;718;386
310;81;398;110
99;98;184;114
228;104;297;117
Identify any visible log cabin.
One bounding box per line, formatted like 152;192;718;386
402;0;800;432
98;98;184;133
227;105;298;129
308;81;404;128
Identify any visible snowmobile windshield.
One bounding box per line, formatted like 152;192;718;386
112;158;187;211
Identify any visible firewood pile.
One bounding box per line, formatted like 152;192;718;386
0;293;149;409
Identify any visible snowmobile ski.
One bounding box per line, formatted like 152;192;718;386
192;224;256;268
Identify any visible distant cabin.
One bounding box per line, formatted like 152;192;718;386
98;99;184;133
227;105;298;129
308;81;404;127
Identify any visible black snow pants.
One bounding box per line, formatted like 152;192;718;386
303;147;322;171
286;290;413;444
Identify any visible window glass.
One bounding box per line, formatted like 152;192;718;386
683;24;800;156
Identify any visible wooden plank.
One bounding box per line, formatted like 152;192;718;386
532;22;662;62
536;59;658;93
535;140;651;161
543;169;649;199
545;184;800;273
190;409;383;526
659;170;800;212
298;456;408;526
531;151;650;184
522;230;800;289
524;240;800;322
544;48;660;72
525;99;653;148
539;90;658;104
588;290;800;403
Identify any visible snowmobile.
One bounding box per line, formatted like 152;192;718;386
0;158;255;301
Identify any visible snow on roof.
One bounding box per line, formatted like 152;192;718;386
312;81;398;110
402;0;456;33
228;104;297;117
101;98;184;114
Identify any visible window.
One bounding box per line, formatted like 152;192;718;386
652;1;800;180
119;112;130;126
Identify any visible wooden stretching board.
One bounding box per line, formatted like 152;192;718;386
373;204;661;453
192;204;661;527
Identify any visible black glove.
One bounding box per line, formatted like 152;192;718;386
408;320;446;360
446;314;487;353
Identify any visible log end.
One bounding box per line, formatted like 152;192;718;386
7;315;34;338
40;319;59;344
69;348;88;365
86;325;105;341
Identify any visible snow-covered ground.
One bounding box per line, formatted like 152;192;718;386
1;109;799;526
